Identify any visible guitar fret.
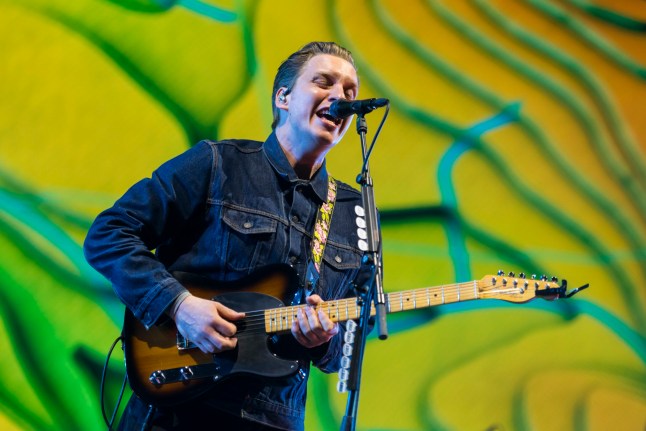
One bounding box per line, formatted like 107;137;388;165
329;301;337;321
457;283;461;302
441;285;445;304
474;280;478;299
268;309;275;332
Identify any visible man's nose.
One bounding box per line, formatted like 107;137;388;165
329;84;346;101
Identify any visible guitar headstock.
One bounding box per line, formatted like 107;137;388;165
477;271;588;303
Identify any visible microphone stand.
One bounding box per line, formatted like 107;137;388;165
340;112;388;431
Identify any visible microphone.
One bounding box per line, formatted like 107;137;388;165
329;98;389;119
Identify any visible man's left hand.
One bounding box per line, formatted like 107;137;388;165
291;294;339;348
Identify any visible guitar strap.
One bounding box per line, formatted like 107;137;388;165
302;177;338;300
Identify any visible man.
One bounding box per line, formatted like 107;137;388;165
84;41;365;430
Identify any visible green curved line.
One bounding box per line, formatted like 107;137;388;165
0;163;95;231
179;0;261;141
177;0;237;22
0;268;86;430
568;0;646;32
20;2;202;145
0;188;109;288
513;364;646;431
102;0;175;13
528;0;646;78
574;378;646;431
327;1;645;331
0;357;51;431
475;0;646;206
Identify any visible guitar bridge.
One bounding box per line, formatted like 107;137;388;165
176;332;197;350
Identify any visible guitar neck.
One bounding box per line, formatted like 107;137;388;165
264;280;482;333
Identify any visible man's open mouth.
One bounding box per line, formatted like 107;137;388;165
317;108;342;126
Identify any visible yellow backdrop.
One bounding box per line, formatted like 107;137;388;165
1;0;644;430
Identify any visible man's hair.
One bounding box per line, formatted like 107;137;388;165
271;41;357;129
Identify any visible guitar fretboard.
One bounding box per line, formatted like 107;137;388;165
264;280;483;333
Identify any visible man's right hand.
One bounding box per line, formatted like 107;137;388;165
173;295;245;354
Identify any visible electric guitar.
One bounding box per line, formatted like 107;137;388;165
123;264;584;406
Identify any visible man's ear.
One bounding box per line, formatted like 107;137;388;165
275;87;289;110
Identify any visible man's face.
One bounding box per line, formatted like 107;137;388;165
281;54;359;149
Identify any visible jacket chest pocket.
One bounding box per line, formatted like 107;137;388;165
221;207;279;273
318;243;362;300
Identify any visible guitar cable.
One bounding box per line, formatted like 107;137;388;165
100;335;128;430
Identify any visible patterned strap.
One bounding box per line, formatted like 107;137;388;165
311;177;338;273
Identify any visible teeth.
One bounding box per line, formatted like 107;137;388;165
318;109;340;125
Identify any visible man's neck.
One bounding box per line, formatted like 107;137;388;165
275;129;327;180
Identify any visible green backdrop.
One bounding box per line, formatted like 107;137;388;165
1;0;644;430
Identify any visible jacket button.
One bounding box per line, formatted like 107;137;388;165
335;255;342;263
243;221;253;229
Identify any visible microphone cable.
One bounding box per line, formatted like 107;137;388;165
359;102;390;176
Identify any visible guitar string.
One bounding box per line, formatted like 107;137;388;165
212;280;538;336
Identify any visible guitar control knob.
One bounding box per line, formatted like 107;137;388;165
180;366;194;381
149;370;166;386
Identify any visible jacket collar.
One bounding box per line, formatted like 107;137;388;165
263;133;329;203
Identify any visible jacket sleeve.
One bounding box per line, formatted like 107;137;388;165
83;141;214;328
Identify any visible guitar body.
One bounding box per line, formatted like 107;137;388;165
123;265;302;406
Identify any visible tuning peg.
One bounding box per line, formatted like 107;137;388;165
519;273;526;279
541;274;547;281
508;271;515;277
497;269;505;276
531;274;537;280
551;276;558;282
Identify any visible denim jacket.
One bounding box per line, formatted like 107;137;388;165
84;133;364;430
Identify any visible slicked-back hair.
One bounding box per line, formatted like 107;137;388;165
271;41;357;129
